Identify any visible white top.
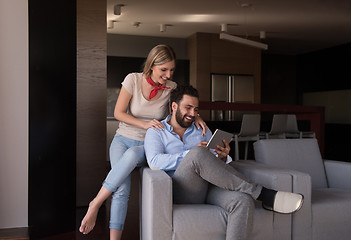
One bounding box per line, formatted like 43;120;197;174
116;72;177;141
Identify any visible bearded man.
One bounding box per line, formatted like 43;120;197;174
144;85;303;240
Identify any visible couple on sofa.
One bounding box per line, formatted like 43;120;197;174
144;85;303;240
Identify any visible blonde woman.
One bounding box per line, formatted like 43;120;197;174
79;45;207;240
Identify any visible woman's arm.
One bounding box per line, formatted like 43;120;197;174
194;114;208;136
114;86;164;130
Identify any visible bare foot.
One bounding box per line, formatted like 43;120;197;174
79;200;100;234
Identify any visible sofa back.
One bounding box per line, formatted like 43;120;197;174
254;139;328;188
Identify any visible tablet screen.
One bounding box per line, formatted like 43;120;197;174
206;129;233;149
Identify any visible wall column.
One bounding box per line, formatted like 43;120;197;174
77;0;107;206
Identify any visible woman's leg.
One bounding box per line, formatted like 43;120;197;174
104;142;145;192
110;229;123;240
108;145;146;240
79;134;144;235
109;176;131;240
79;186;112;234
79;134;129;234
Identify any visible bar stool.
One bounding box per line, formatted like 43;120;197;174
286;114;316;138
234;114;261;160
265;114;288;139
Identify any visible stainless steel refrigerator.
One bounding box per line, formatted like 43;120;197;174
211;74;254;121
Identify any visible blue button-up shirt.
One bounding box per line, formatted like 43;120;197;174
144;114;213;177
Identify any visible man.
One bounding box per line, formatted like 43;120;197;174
144;85;303;240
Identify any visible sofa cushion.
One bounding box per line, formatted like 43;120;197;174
254;139;328;188
250;203;274;240
172;203;274;240
312;188;351;240
172;204;227;240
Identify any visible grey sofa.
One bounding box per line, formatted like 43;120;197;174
252;138;351;240
140;163;295;240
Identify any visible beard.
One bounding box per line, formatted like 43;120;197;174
175;107;195;128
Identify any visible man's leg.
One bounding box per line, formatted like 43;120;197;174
206;185;255;240
172;148;209;203
173;146;262;204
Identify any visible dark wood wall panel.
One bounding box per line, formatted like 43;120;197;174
187;32;261;121
261;43;351;161
296;43;351;161
297;43;351;93
187;33;261;103
29;0;76;238
77;0;107;206
261;54;297;105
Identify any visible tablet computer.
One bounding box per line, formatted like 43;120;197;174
206;129;233;149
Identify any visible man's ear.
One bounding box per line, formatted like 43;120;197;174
171;102;178;112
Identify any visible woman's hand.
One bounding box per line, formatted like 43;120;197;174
195;114;208;136
145;119;164;130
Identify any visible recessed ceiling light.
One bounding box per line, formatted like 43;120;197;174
240;3;253;8
132;22;141;27
114;4;124;15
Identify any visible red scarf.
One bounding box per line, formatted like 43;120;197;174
146;77;170;99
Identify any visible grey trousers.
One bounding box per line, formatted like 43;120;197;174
172;146;262;240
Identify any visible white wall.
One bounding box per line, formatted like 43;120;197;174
0;0;28;228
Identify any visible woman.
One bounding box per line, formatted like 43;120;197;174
79;44;207;240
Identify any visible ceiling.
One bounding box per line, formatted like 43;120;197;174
107;0;351;55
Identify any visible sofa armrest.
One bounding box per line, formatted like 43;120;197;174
324;160;351;189
140;167;173;240
231;160;294;240
231;160;313;240
232;161;312;208
231;160;292;191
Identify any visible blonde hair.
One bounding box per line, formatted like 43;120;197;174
143;45;176;78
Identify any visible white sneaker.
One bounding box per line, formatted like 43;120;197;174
271;191;304;214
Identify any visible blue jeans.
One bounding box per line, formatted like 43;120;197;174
103;133;146;230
